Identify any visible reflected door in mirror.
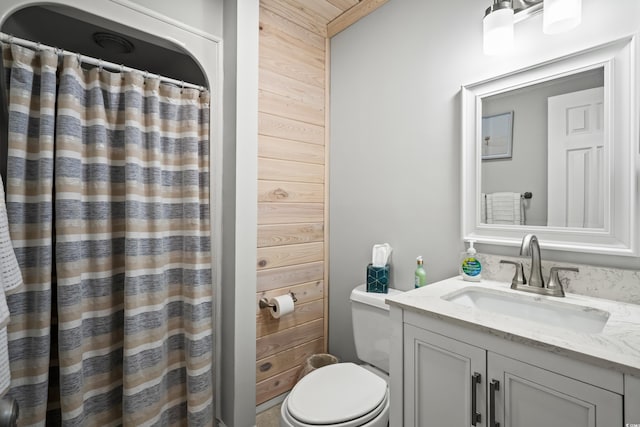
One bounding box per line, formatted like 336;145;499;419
547;87;604;228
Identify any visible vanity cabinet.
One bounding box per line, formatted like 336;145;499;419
401;319;623;427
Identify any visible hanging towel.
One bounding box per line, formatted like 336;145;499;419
0;328;9;396
485;192;522;225
0;175;22;326
0;176;24;396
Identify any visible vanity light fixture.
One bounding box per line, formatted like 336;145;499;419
483;0;582;55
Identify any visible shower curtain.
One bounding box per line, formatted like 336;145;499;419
2;43;214;426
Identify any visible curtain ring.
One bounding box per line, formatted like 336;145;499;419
98;60;103;72
35;42;41;51
180;80;185;93
76;52;82;65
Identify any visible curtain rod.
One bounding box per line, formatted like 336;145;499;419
0;32;206;91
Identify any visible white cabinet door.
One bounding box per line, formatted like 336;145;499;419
404;324;486;427
487;352;622;427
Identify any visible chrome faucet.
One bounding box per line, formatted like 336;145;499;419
500;234;579;297
520;234;544;288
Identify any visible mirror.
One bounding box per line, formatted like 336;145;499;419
481;67;604;228
461;36;638;256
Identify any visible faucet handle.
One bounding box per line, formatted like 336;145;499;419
547;266;579;297
500;260;526;289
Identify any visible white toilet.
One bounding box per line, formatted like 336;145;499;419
280;284;403;427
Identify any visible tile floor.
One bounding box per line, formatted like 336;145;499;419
256;403;281;427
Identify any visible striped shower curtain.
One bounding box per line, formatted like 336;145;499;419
2;43;214;426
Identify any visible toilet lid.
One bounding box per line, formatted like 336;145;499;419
288;363;387;425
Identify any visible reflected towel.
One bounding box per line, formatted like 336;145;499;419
486;192;522;225
0;176;23;396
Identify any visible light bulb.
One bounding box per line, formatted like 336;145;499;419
483;4;514;56
543;0;582;34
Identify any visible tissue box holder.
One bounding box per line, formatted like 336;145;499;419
366;264;389;293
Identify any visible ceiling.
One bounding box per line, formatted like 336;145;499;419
293;0;361;22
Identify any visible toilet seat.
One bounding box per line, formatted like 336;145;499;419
282;363;389;427
281;393;389;427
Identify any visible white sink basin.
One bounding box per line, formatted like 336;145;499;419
442;288;610;333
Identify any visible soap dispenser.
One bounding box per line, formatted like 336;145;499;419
460;241;482;282
415;256;427;288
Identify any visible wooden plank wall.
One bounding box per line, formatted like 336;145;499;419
256;0;389;406
256;0;329;405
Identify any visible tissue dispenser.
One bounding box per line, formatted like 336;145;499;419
366;263;390;293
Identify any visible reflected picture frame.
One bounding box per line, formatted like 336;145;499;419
481;111;514;160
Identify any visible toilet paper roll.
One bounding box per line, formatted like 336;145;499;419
269;294;295;319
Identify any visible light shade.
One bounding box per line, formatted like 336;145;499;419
543;0;582;34
483;2;514;56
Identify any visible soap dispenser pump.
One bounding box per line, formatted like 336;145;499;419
460;240;482;282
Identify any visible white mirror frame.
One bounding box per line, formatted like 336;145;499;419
461;36;639;256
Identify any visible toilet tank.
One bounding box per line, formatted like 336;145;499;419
350;284;403;373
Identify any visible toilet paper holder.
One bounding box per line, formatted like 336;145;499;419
259;292;298;309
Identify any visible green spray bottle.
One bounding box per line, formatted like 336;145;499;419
415;256;427;288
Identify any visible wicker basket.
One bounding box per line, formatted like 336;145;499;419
296;353;339;383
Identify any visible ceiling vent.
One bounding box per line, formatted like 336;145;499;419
92;31;134;54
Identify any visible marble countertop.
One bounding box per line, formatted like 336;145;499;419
386;276;640;376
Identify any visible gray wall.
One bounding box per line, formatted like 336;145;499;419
481;69;603;226
221;1;259;426
329;0;640;363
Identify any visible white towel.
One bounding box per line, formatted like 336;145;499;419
0;176;22;328
485;192;522;225
0;176;23;396
0;328;9;396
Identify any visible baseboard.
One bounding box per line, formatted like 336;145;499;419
256;392;288;414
